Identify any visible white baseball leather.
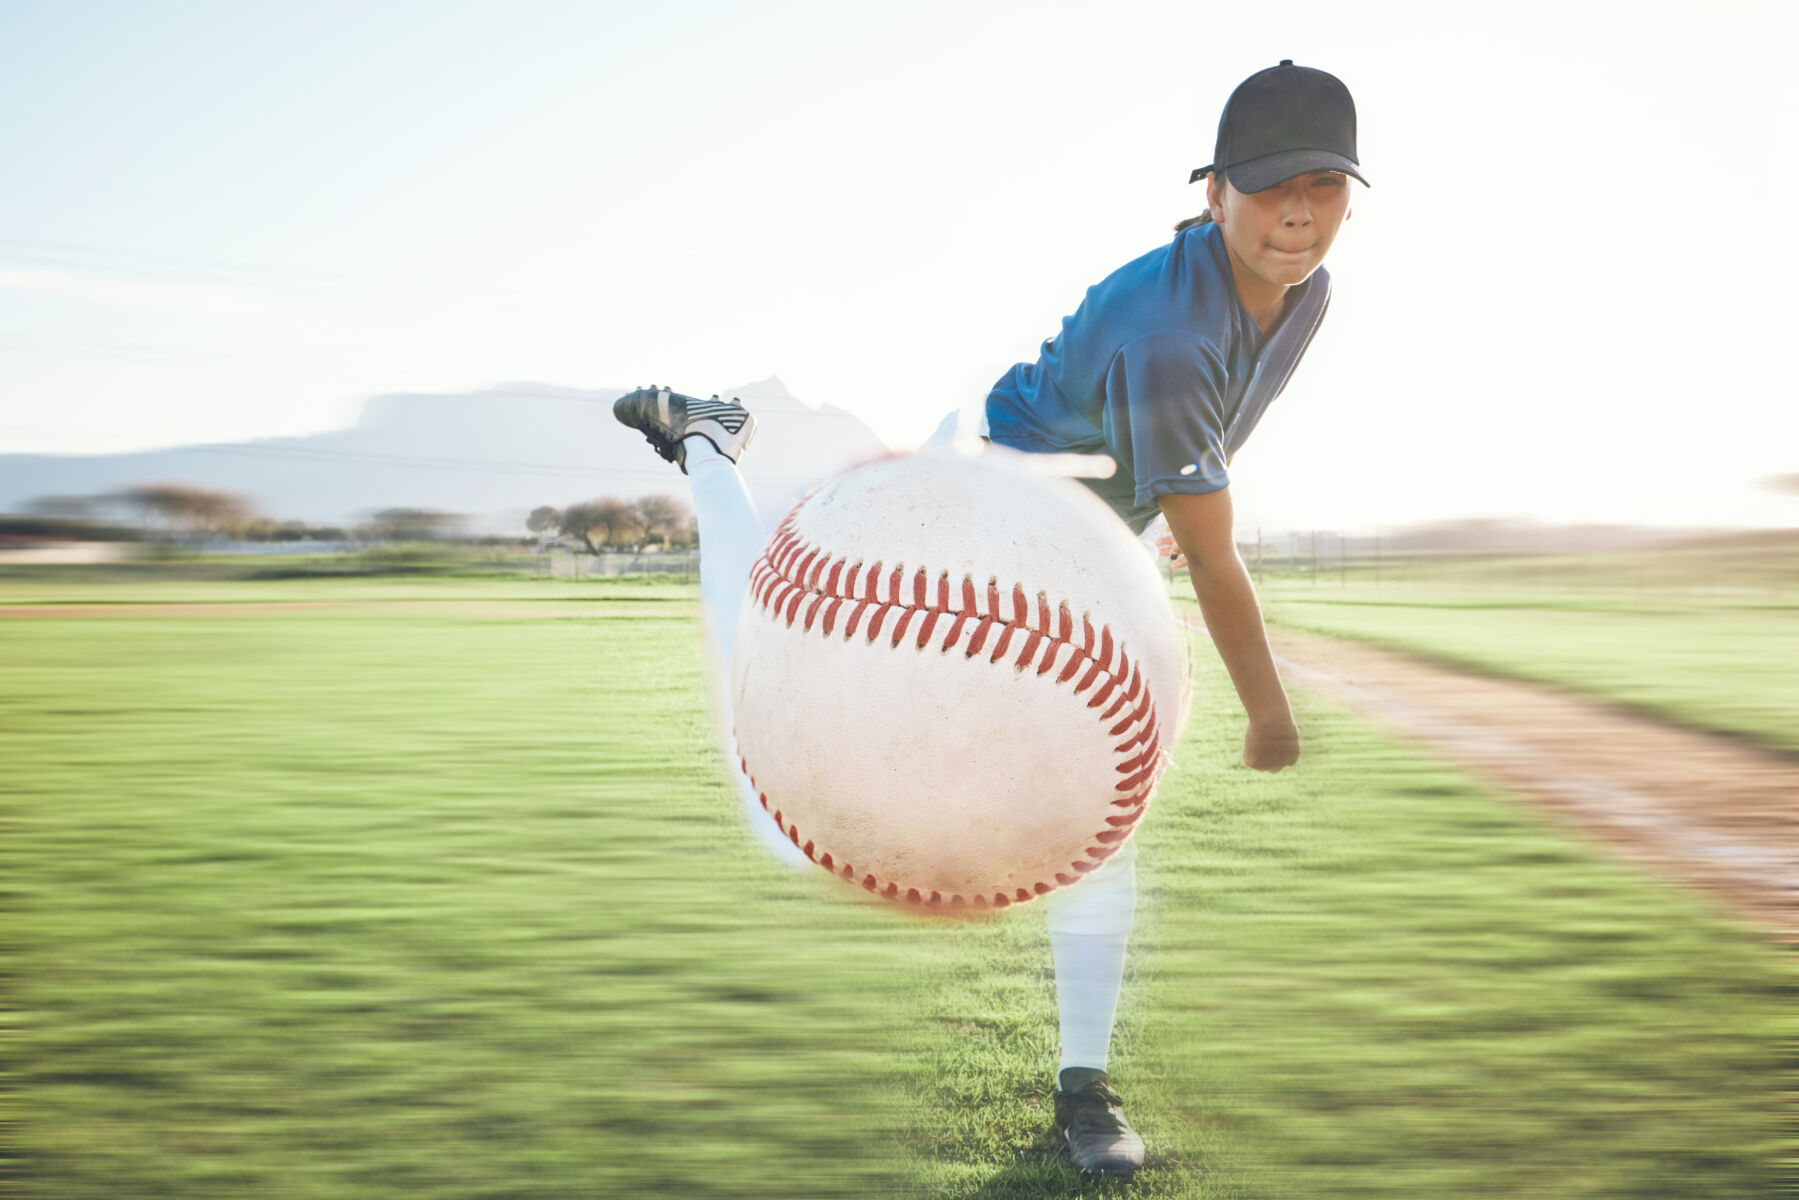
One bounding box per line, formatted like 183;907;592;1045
731;448;1190;911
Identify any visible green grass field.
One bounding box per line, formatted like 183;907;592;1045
7;578;1792;1198
1249;582;1799;755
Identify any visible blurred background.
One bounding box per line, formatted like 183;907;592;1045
4;0;1796;536
5;2;1793;1198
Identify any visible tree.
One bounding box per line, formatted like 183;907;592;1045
527;505;561;535
593;498;643;548
365;508;465;541
557;502;603;553
558;497;642;553
114;483;254;537
634;494;690;547
189;489;254;536
117;483;196;533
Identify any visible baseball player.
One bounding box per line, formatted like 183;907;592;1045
613;60;1364;1175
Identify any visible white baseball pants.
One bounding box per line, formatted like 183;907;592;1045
684;432;1136;1075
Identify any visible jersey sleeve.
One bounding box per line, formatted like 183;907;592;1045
1101;330;1233;508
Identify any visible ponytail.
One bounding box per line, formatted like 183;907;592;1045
1175;169;1223;233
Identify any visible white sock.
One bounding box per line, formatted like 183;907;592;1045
1044;840;1138;1073
686;435;762;674
685;435;810;868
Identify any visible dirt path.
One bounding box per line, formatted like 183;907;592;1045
1255;624;1799;942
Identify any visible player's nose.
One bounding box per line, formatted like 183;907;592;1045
1278;180;1314;226
1280;196;1313;227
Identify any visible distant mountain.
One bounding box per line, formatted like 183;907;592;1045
0;378;887;532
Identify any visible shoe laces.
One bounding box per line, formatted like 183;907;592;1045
1059;1083;1129;1136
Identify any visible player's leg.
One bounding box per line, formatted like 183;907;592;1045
1043;785;1145;1173
613;387;808;866
683;436;762;676
1045;840;1137;1072
930;396;1146;1171
685;440;808;865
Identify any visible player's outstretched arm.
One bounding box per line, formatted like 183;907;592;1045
1158;488;1300;772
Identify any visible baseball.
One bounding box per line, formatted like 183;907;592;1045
731;447;1190;912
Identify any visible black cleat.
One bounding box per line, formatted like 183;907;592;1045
611;385;757;474
1053;1069;1145;1175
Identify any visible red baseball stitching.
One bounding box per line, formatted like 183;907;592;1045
736;509;1166;910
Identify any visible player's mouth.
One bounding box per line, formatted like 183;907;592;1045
1267;243;1317;256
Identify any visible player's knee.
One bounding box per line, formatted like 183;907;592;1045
1044;841;1138;937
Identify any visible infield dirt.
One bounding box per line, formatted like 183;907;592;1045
1261;624;1799;941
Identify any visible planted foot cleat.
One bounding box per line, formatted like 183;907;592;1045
611;385;757;474
1053;1069;1145;1176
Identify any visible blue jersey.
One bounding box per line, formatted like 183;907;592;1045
983;220;1330;533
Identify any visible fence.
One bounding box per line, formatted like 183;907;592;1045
1207;528;1799;594
547;551;700;581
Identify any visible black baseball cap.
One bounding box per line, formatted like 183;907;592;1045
1190;60;1367;193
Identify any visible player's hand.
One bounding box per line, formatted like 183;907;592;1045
1243;716;1300;772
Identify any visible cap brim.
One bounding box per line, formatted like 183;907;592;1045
1222;148;1368;193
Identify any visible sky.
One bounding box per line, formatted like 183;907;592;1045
2;0;1795;532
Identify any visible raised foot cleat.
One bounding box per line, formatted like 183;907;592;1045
1054;1069;1145;1176
611;385;757;474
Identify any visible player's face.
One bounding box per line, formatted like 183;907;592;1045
1207;171;1351;293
